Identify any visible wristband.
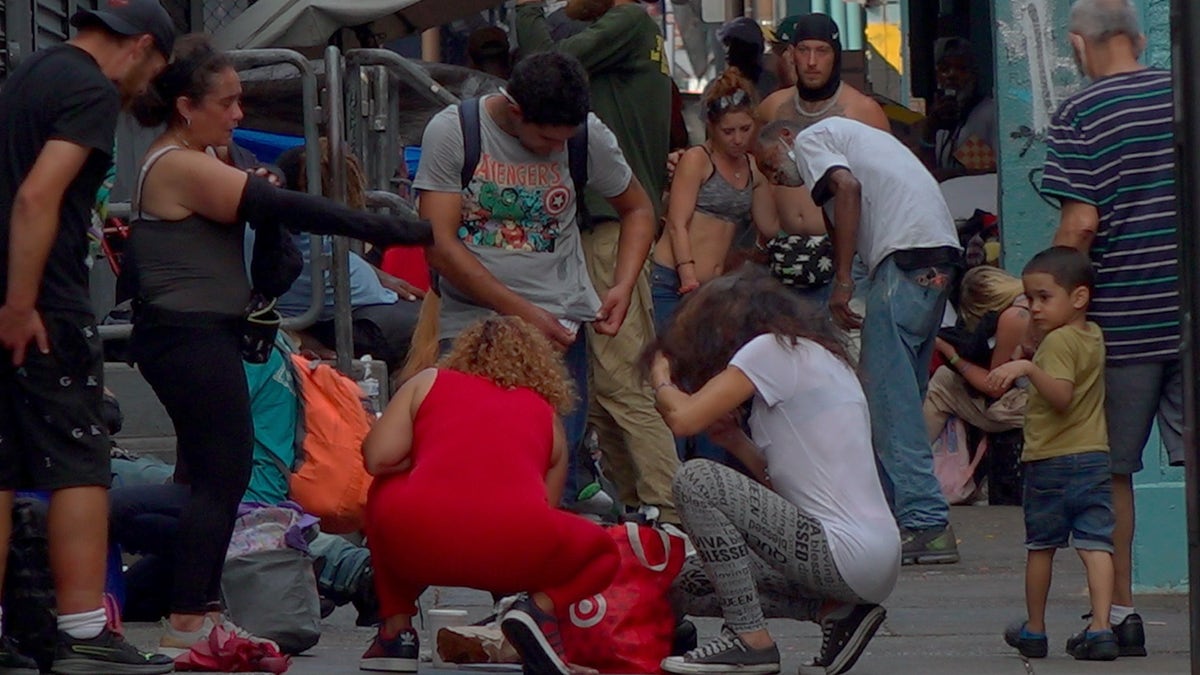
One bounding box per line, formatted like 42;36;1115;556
948;354;962;367
675;260;695;269
833;280;854;290
653;381;677;393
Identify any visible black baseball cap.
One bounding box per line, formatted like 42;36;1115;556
71;0;176;60
718;17;764;48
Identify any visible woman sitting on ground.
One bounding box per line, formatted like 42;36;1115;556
925;265;1035;442
361;316;619;674
650;267;899;675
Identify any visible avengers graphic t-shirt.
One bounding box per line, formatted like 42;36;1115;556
415;98;632;339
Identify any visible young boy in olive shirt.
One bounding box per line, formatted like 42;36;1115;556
987;246;1117;662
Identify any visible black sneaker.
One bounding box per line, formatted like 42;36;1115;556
672;619;698;656
1080;611;1147;657
50;629;174;674
1066;628;1119;661
353;563;381;627
1114;613;1147;657
499;594;570;675
1003;620;1048;658
359;627;418;672
661;626;780;674
0;634;39;674
900;525;960;565
811;604;887;675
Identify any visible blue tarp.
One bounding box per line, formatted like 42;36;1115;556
233;128;305;165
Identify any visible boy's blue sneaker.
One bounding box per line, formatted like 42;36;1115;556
1066;628;1119;661
1003;621;1048;658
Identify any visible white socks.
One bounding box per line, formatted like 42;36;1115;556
58;608;107;640
1110;604;1135;626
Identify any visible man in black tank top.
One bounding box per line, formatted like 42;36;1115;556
0;2;177;671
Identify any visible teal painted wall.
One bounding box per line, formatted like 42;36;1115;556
991;0;1184;592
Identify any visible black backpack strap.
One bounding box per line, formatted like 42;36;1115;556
568;117;589;228
458;97;482;190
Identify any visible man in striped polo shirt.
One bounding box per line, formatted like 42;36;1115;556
1041;0;1177;658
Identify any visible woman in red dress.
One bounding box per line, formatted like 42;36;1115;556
361;316;620;674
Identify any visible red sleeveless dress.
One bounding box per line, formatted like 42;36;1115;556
364;369;618;617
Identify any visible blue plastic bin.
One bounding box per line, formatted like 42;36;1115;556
403;146;422;179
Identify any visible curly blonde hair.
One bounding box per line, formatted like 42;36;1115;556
959;265;1026;331
439;316;576;415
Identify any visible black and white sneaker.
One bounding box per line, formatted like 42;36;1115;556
661;626;781;674
50;629;175;675
499;594;570;675
810;604;886;675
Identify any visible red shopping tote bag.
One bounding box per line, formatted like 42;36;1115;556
560;523;687;673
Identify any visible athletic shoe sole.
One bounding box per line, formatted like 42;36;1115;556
359;656;419;672
825;605;887;675
901;551;960;565
0;667;40;675
49;659;175;675
660;656;781;674
500;608;570;675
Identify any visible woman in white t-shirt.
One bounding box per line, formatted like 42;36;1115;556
650;267;900;675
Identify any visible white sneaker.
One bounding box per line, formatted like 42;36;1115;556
159;615;279;657
159;617;214;658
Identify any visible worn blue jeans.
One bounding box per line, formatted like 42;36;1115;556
649;263;731;465
561;330;590;504
860;255;953;531
308;531;372;598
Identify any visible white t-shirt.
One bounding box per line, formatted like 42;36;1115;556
729;334;900;604
792;116;960;274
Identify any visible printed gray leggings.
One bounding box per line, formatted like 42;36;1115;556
669;459;862;632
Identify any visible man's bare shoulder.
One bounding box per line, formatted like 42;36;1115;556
758;88;794;123
840;85;890;131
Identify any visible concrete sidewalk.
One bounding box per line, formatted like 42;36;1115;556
122;505;1191;674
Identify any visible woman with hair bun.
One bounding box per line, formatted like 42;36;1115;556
651;70;776;327
127;33;431;654
651;69;776;464
361;316;619;674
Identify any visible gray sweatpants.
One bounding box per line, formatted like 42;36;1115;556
670;460;862;632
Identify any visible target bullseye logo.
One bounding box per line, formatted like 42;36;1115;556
569;594;607;628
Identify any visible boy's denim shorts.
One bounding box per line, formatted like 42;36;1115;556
1023;451;1115;552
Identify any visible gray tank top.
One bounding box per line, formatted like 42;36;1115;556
130;146;251;316
693;146;753;228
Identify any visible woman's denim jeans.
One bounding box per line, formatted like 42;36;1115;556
650;263;743;468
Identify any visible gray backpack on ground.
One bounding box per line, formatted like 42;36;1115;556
221;547;322;654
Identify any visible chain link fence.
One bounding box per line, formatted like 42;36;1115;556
201;0;254;33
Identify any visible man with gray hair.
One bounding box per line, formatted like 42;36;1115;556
1040;0;1174;657
754;116;963;567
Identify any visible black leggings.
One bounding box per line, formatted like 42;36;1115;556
131;320;253;614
